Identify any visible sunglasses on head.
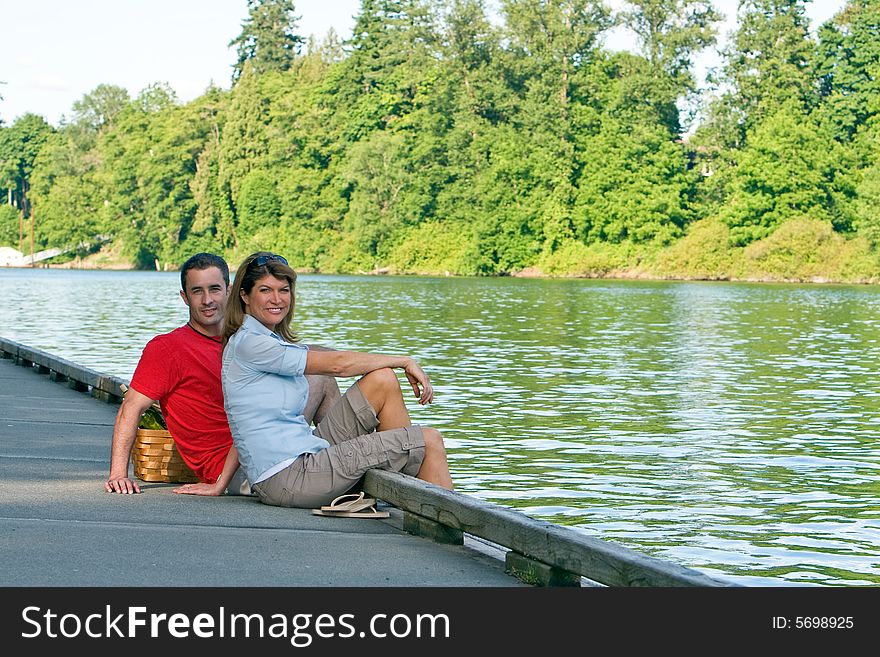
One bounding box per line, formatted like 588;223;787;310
251;253;289;268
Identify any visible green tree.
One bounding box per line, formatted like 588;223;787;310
0;114;54;217
0;126;16;205
575;116;694;244
712;0;817;145
338;131;414;267
189;88;237;252
719;102;850;245
236;169;282;238
327;0;438;140
498;0;610;254
617;0;721;133
29;128;104;254
440;0;505;122
852;156;880;246
136;82;178;113
35;84;133;249
69;83;130;134
815;0;880;141
690;0;819;223
469;124;546;273
230;0;304;82
402;0;504;272
216;69;280;250
90;85;213;267
501;0;609;141
0;204;20;247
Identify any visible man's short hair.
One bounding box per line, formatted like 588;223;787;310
180;253;230;291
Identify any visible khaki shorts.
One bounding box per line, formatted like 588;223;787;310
252;382;425;508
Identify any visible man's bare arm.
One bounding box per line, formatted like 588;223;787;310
105;387;154;494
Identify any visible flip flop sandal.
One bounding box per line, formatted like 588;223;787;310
312;492;390;518
311;507;390;518
316;492;376;513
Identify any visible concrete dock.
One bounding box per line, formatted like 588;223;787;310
0;355;521;587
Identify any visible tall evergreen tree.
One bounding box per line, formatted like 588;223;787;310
715;0;817;145
230;0;304;82
327;0;437;140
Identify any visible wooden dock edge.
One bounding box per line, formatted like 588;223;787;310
364;469;731;587
0;337;127;404
1;336;732;587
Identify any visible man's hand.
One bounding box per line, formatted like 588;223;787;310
105;477;141;494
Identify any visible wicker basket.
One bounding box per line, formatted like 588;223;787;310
131;428;199;483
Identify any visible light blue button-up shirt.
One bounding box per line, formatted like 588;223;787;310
222;314;330;484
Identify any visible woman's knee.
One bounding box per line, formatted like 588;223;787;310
360;367;399;393
422;427;446;454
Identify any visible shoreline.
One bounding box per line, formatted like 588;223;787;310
2;261;876;286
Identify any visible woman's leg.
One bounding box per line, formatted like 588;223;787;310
418;427;454;490
303;374;342;426
315;369;452;490
357;369;453;490
356;368;412;430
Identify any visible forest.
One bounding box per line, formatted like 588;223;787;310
2;0;880;282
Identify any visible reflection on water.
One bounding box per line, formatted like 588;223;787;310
1;268;879;586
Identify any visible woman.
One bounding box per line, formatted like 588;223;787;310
216;251;453;509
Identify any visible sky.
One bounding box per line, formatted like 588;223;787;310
0;0;849;127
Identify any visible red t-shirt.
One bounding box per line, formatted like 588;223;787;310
130;324;232;483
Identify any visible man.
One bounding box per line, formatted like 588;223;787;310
105;252;339;495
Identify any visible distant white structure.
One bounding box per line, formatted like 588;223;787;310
0;247;24;267
0;246;64;267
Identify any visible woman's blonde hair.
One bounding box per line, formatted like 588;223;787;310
222;252;298;346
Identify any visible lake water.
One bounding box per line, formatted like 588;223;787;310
1;268;879;586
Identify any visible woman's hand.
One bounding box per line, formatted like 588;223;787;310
173;482;225;496
404;359;433;405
